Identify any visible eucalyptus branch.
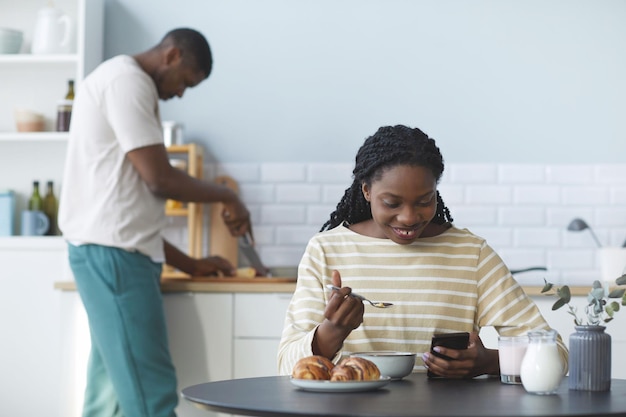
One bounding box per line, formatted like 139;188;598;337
541;275;626;326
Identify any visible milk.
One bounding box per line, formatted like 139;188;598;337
520;330;563;395
498;341;528;383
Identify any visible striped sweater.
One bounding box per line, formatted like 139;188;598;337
277;224;568;375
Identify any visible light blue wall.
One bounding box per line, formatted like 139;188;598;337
103;0;626;163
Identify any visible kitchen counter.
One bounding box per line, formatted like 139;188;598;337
53;279;591;296
54;277;298;293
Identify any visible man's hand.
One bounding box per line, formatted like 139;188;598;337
164;239;235;277
191;256;236;277
222;197;251;238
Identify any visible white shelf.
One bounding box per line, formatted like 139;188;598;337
0;54;80;65
0;0;103;218
0;132;69;142
0;235;66;249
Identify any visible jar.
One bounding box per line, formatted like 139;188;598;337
162;121;183;147
520;329;563;395
56;99;72;131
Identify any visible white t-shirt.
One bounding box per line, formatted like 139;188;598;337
58;55;166;261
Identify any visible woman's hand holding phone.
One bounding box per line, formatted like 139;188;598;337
426;332;470;378
424;332;500;379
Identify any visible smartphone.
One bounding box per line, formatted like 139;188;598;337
427;332;470;378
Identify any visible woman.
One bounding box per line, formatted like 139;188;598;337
277;125;568;378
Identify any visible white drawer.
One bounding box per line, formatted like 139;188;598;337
233;339;281;378
234;293;292;338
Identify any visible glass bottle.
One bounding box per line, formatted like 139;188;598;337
28;181;43;211
520;329;563;395
65;79;75;100
42;181;58;236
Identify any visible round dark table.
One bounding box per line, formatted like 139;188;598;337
181;374;626;417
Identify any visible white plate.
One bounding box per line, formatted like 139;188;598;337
290;377;391;393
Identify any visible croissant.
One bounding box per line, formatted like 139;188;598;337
337;357;381;381
329;364;358;381
291;355;335;380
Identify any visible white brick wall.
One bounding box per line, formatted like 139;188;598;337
164;162;626;287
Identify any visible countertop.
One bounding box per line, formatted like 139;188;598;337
53;278;591;296
54;277;298;293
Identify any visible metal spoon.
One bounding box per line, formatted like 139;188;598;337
326;285;393;308
567;218;603;248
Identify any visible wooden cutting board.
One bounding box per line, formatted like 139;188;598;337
209;175;239;266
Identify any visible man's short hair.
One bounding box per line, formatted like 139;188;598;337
161;28;213;77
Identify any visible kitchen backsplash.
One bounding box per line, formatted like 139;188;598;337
163;163;626;286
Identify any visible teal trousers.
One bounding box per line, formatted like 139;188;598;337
68;244;178;417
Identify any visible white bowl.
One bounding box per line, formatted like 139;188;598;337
351;351;416;380
14;109;45;132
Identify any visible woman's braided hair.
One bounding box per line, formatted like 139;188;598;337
320;125;453;232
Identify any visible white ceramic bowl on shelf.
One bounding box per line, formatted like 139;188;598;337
0;28;24;54
14;109;45;132
351;351;416;380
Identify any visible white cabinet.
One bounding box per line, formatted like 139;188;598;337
233;293;292;378
163;293;233;417
0;237;73;416
0;0;104;213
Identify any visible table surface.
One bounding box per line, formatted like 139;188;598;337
181;374;626;417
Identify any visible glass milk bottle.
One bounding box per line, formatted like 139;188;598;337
520;329;563;395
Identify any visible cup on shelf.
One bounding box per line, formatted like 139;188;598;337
21;210;49;236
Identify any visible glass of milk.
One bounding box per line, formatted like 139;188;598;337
498;335;528;384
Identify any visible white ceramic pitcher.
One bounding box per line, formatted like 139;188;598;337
520;329;563;395
31;4;73;54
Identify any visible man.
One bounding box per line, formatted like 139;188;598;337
58;28;251;417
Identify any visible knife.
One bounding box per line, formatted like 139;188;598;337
238;233;271;277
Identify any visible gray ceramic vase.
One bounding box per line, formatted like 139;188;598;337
568;325;611;391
